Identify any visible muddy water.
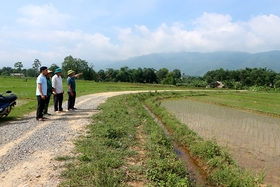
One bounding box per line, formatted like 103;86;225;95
161;99;280;187
144;105;210;187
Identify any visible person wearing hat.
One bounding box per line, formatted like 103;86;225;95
43;70;54;115
52;68;64;112
36;66;48;121
67;70;83;110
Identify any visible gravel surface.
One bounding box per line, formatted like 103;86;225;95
0;91;142;187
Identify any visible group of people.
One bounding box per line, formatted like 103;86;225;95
35;66;83;121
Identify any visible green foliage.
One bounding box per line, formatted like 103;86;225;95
162;72;176;85
203;67;278;89
0;77;185;122
178;76;207;87
4;56;280;88
1;77;273;186
61;55;97;80
104;126;126;139
55;155;74;161
156;68;169;83
58;93;192;186
190;140;222;160
144;91;264;186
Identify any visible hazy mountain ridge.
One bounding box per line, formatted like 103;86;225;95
99;51;280;76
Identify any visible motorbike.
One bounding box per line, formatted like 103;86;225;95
0;90;18;118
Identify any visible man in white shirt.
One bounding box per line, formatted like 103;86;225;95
36;66;48;121
52;68;64;112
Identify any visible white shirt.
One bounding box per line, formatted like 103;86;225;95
36;74;47;96
52;74;63;93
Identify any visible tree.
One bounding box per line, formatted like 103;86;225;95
61;55;95;80
172;69;181;80
156;68;169;83
116;66;129;82
32;59;41;77
48;63;60;73
0;66;13;76
162;72;176;85
83;63;97;81
62;55;78;77
26;68;36;77
105;68;118;82
133;67;144;83
274;71;280;85
97;69;106;81
14;62;23;72
143;68;157;83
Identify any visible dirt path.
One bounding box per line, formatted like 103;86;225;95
0;91;145;187
1;89;264;187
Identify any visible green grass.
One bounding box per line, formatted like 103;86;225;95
0;76;185;121
143;91;265;186
188;91;280;116
1;76;274;186
58;91;266;186
58;93;191;186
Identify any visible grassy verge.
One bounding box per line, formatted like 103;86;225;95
142;91;265;186
58;93;191;186
2;76;273;186
57;91;268;186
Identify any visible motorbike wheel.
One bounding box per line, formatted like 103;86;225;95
0;106;11;118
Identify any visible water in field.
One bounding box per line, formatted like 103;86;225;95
144;105;209;187
162;99;280;187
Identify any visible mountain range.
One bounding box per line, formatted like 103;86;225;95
97;50;280;76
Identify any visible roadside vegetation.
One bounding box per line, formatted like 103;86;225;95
58;93;191;186
1;77;276;186
57;91;267;187
144;91;267;186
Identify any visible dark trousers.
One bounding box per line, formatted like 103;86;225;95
67;92;76;110
43;95;51;114
36;95;46;119
54;93;63;111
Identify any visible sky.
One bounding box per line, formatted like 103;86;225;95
1;0;280;69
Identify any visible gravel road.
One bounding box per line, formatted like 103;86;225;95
0;91;143;187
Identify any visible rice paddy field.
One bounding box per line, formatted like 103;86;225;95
161;92;280;186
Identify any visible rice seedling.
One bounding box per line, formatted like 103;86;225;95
161;96;280;187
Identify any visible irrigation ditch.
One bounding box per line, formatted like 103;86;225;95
144;104;210;186
0;91;272;186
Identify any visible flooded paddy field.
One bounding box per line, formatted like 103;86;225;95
162;99;280;187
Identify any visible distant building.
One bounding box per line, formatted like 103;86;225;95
11;73;25;77
216;81;225;88
206;81;225;88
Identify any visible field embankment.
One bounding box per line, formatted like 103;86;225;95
58;91;267;186
1;76;276;186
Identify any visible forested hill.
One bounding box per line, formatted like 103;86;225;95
103;50;280;76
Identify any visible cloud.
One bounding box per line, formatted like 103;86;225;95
1;6;280;69
16;3;71;29
248;14;280;46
